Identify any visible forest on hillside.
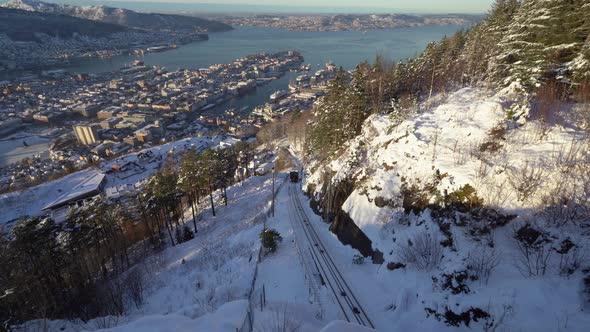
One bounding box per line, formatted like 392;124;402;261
305;0;590;162
0;142;256;324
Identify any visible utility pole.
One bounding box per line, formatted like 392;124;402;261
271;161;275;217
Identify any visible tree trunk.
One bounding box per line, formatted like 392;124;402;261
209;182;216;217
164;216;175;246
191;197;198;233
178;199;185;224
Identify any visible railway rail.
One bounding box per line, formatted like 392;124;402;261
287;184;374;329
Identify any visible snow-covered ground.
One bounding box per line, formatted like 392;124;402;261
0;133;50;166
7;86;590;331
15;167;378;332
304;87;590;331
251;182;328;332
18;173;276;332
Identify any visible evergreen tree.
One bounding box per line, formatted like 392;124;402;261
178;149;203;234
198;149;218;217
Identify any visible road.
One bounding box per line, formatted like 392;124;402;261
287;183;375;329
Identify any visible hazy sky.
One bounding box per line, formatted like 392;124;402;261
173;0;494;12
50;0;495;14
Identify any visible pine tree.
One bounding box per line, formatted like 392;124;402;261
198;149;218;217
496;0;589;87
178;149;203;234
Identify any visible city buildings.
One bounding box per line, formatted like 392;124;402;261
73;124;100;146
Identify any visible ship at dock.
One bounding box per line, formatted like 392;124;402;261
270;90;288;101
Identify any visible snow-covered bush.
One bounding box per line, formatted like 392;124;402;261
260;228;282;254
258;305;302;332
175;225;195;245
513;223;552;277
399;174;443;214
461;208;515;245
541;192;586;227
554;238;586;277
425;306;491;328
386;262;406;271
443;184;484;212
466;246;502;285
172;226;195;245
397;230;443;271
432;270;476;295
352;254;365;265
507;161;546;203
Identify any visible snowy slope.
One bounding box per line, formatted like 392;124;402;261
304;87;590;331
19;173;276;332
251;183;329;331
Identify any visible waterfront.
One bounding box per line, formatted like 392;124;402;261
59;25;467;113
60;25;469;73
0;25;467;169
1;25;468;107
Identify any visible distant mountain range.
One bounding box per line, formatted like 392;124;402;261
2;0;233;32
0;6;130;41
220;13;482;32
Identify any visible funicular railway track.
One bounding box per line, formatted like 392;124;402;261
287;184;374;329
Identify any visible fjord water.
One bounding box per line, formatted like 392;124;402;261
67;25;468;111
67;25;469;73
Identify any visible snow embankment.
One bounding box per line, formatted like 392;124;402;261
101;300;248;332
320;320;374;332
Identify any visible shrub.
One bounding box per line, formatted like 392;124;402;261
432;270;477;294
466;246;502;285
541;189;587;227
463;208;516;239
437;221;453;248
260;228;283;253
583;274;590;306
182;225;195;242
444;184;484;212
555;238;585;277
124;266;144;309
352;254;365;265
507;161;546;202
479;141;503;153
175;225;195;244
397;230;443;271
175;227;183;244
488;124;507;141
425;306;491;327
400;176;442;214
513;224;552;277
387;262;406;271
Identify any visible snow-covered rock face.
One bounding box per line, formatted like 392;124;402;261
2;0;120;21
305;87;590;330
3;0;42;11
309;86;587;229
